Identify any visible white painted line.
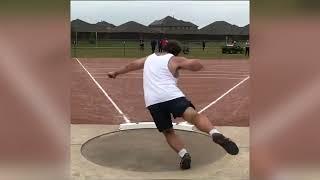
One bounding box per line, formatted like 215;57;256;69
199;76;250;113
177;76;249;127
75;58;130;123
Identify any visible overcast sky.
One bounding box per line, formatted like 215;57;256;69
71;1;249;28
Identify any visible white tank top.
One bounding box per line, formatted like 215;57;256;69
143;53;185;107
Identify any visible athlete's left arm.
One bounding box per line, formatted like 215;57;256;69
172;57;204;72
108;57;146;78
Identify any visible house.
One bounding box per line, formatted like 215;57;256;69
149;16;198;34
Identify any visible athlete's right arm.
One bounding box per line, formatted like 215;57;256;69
108;57;146;78
172;57;203;72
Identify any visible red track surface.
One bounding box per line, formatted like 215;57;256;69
72;58;249;126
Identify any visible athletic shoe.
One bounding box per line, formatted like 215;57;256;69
212;133;239;155
180;153;191;170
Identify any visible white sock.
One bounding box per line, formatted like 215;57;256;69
178;148;188;158
209;128;221;136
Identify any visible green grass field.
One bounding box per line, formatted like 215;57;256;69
71;40;248;59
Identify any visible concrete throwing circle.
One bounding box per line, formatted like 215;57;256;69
81;129;226;172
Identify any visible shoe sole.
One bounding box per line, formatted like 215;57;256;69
212;133;239;155
180;155;191;170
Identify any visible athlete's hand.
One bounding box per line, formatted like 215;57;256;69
107;71;117;79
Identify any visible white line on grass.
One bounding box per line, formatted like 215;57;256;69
75;58;130;123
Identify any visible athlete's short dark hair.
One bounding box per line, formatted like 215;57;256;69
163;40;181;56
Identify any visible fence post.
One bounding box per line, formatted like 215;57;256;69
123;41;126;57
73;40;77;58
95;32;98;47
75;32;78;46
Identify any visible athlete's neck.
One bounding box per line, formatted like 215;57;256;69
155;52;168;56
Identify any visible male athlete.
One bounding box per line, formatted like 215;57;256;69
108;41;239;170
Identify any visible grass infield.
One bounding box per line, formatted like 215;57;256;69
71;40;249;59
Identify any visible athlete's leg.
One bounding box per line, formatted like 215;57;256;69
162;128;191;169
182;107;215;134
162;128;185;153
148;103;191;169
182;107;239;155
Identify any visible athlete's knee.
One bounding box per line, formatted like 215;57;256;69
183;108;199;124
188;113;199;125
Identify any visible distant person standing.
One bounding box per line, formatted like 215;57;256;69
151;39;157;53
140;39;145;51
202;40;206;51
158;39;162;52
245;40;250;56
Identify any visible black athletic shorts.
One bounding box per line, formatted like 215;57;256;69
147;97;195;132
